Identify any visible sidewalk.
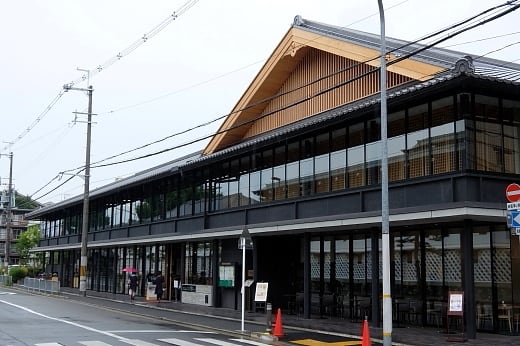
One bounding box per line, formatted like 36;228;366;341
33;287;520;346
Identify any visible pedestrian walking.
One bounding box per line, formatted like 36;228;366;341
128;273;138;300
154;270;164;303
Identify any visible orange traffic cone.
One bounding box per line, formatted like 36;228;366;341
272;308;284;337
361;318;371;346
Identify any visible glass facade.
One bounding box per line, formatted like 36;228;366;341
37;90;520;334
39;92;520;240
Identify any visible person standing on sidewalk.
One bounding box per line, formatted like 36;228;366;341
128;273;138;300
155;271;164;303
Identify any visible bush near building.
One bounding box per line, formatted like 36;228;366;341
9;266;28;283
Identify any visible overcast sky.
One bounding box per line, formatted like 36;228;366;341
0;0;518;205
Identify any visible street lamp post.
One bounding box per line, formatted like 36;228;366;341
63;84;93;297
378;1;392;346
238;226;253;332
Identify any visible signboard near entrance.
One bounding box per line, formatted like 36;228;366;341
448;291;464;316
447;291;465;342
506;183;520;202
254;282;269;302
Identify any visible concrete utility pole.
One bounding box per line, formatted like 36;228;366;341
63;83;93;297
4;152;14;267
378;1;392;346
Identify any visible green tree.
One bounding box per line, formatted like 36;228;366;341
14;192;41;209
15;224;40;265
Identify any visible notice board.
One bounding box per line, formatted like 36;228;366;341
448;291;464;316
254;282;269;302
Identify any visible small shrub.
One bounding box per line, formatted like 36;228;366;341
25;266;39;278
9;266;28;283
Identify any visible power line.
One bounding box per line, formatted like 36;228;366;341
88;2;520;166
97;0;411;117
30;1;520;201
1;0;200;155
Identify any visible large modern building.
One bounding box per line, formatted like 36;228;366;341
26;16;520;338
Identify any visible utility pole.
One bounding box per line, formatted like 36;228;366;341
3;152;13;268
63;83;93;297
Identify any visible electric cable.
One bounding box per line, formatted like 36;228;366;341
30;1;520;201
87;2;520;168
1;0;200;155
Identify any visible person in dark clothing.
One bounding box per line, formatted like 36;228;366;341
154;271;164;303
128;273;138;300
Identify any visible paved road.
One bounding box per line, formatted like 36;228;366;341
8;286;520;346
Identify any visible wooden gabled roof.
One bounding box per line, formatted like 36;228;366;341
203;16;446;155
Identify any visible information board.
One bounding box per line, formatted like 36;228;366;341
254;282;269;302
448;291;464;316
218;264;235;287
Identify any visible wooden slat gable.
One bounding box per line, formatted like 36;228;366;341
203;26;445;155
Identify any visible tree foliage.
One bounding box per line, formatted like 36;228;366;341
14;192;41;210
15;224;40;265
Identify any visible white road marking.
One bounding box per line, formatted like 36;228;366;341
0;299;133;344
195;338;244;346
79;342;113;346
35;343;63;346
121;340;161;346
159;338;204;346
107;330;215;334
230;339;269;346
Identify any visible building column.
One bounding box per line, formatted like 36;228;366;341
462;219;476;339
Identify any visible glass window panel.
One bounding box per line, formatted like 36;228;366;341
503;99;520;174
300;138;314;197
273;166;286;201
335;238;349;294
152;192;164;221
315;133;330;193
348;122;365;187
444;228;462;292
273;145;286;200
424;229;445;306
407;103;430;178
249;170;261;204
310;238;321;294
260;167;273;202
399;231;421;297
260;149;273;202
353;235;368;297
473;226;493;330
165;190;178;219
493;226;512;304
474;95;502;172
229;159;240;208
287;141;300;198
131;200;141;224
331;128;346;191
193;184;204;214
366;119;381;185
121;201;131;226
387;110;406;181
104;205;113;229
431;97;456;174
239;161;250;206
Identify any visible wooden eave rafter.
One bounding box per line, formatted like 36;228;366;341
203;27;445;155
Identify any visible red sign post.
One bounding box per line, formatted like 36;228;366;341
506;183;520;203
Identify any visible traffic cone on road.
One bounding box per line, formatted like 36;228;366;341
272;308;284;337
361;318;371;346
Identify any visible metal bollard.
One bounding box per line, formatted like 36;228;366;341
266;303;272;332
